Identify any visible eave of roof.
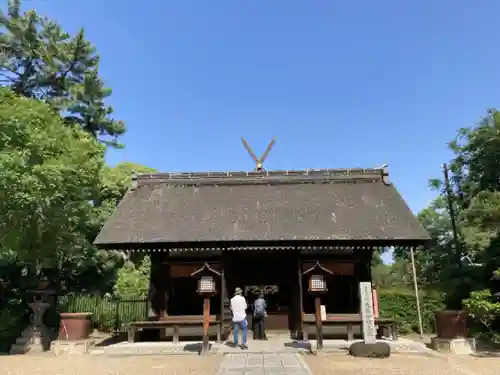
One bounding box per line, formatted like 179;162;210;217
94;167;430;248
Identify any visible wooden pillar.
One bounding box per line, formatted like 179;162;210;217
219;268;225;342
158;252;170;319
149;253;164;318
164;259;171;317
366;247;374;282
314;295;323;350
202;297;211;354
220;252;232;340
159;252;170;340
369;248;374;282
357;248;372;282
297;251;304;340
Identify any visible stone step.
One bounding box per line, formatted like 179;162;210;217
90;340;311;357
92;343;199;356
9;346;46;355
51;340;96;356
88;338;435;357
9;344;30;355
15;337;31;345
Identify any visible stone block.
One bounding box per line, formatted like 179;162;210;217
431;337;476;354
51;339;95;356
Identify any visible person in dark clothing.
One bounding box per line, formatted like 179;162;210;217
252;294;267;340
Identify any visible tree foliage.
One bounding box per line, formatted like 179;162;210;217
89;162;158;240
0;0;125;146
0;89;154;294
409;109;500;318
113;256;151;300
0;88;104;266
372;259;415;290
0;3;161;349
378;289;444;334
463;290;500;342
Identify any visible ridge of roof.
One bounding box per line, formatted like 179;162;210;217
133;167;390;188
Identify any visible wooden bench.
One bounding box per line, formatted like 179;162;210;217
302;313;398;341
127;315;220;343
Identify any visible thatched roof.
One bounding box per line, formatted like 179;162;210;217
94;168;429;248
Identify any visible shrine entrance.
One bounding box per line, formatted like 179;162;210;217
222;250;299;333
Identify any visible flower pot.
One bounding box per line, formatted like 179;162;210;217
435;310;468;339
58;312;92;340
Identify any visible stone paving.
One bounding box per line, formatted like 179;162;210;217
92;337;433;356
217;353;312;375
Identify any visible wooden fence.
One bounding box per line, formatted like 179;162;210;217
58;295;148;332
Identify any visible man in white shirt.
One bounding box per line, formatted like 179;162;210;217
230;287;248;349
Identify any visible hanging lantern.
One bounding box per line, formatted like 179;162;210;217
198;276;216;295
309;274;327;293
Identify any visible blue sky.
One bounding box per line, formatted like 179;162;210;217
25;1;500;262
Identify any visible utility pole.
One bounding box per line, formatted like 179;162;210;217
409;246;424;340
442;163;462;272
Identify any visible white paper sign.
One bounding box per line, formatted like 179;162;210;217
320;305;327;321
359;282;376;344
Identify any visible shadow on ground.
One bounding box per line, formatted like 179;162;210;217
183;342;212;353
284;341;312;350
94;333;127;347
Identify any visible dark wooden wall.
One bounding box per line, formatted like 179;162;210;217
148;248;374;334
149;252;170;318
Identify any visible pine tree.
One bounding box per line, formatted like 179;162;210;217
0;0;125;146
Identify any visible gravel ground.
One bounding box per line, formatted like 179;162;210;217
2;352;498;375
302;353;494;375
1;353;223;375
445;354;500;375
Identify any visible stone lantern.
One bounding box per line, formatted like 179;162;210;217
10;278;55;354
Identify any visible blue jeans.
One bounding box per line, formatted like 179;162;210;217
233;319;247;345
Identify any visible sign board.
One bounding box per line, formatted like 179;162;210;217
359;282;377;344
244;285;279;296
320;305;327;321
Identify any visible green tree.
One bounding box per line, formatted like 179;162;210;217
52;162;157;294
409;109;500;310
0;88;104;273
0;0;125;146
0;89;156;295
463;290;500;342
58;162;157;294
394;197;459;290
88;162;158;241
113;256;151;299
443;111;500;294
372;259;415;291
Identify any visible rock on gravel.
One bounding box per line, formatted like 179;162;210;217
1;354;223;375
